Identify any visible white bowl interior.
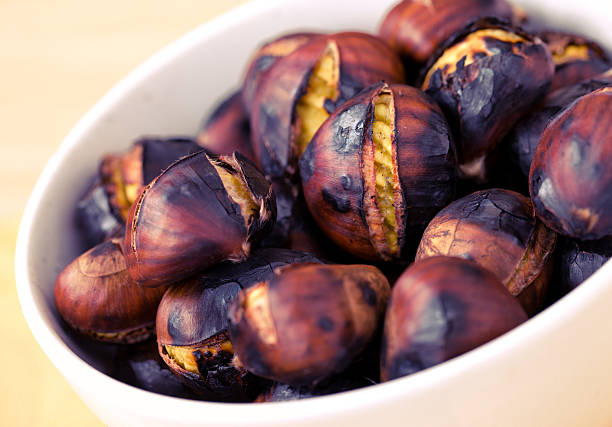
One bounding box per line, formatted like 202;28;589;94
16;0;612;426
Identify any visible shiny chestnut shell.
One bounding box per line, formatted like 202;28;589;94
381;256;527;381
156;249;321;400
124;151;276;287
251;31;405;181
421;18;554;181
196;90;256;164
416;189;556;315
378;0;513;64
228;263;390;386
54;238;167;343
300;82;456;262
530;87;612;240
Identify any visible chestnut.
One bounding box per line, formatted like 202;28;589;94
378;0;513;65
228;263;390;386
554;236;612;299
421;18;554;181
380;256;527;381
156;249;321;401
242;32;319;115
416;189;556;315
505;69;612;181
300;82;456;262
124;151;276;287
251;31;405;182
196;90;257;164
539;30;610;92
54;238;167;344
530;87;612;240
76;137;203;247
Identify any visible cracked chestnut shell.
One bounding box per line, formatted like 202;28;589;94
156;249;321;401
196;90;256;164
54;238;167;344
380;256;527;381
76;137;203;247
421;18;554;181
300;82;456;262
242;32;319;115
539;30;610;92
530;87;612;240
378;0;513;65
251;31;405;182
505;70;612;181
124;151;276;287
228;263;390;386
416;189;556;315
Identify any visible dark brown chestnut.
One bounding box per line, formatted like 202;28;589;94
156;249;321;401
54;238;167;343
228;263;390;386
505;70;612;181
242;32;319;115
196;90;257;164
380;256;527;381
416;189;556;315
421;18;554;181
539;30;610;92
251;31;405;182
530;87;612;240
124;151;276;287
300;82;456;262
378;0;513;65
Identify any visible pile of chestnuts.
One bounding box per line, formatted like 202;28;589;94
54;0;611;404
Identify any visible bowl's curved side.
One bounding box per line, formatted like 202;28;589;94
16;0;612;426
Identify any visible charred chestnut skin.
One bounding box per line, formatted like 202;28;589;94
539;31;610;92
124;151;276;287
381;256;527;381
242;32;319;115
416;189;556;315
378;0;513;64
228;263;390;386
156;249;321;401
421;19;554;181
54;238;167;344
196;90;257;164
530;88;612;240
505;71;612;181
300;82;456;262
251;32;405;182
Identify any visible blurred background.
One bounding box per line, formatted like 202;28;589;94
0;1;250;424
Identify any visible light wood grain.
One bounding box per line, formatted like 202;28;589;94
1;1;250;425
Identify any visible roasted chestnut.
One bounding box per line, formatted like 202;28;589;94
228;263;390;386
380;256;527;381
124;151;276;287
76;136;203;247
539;30;610;92
421;18;554;181
156;249;321;401
251;31;405;181
54;238;167;343
300;82;456;262
530;87;612;240
554;236;612;299
416;189;556;315
196;90;256;164
505;69;612;180
378;0;513;65
242;32;318;114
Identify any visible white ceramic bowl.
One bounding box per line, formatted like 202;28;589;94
16;0;612;425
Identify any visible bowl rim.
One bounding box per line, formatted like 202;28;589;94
15;0;612;423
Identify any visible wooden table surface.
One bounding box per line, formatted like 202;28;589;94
0;1;250;425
